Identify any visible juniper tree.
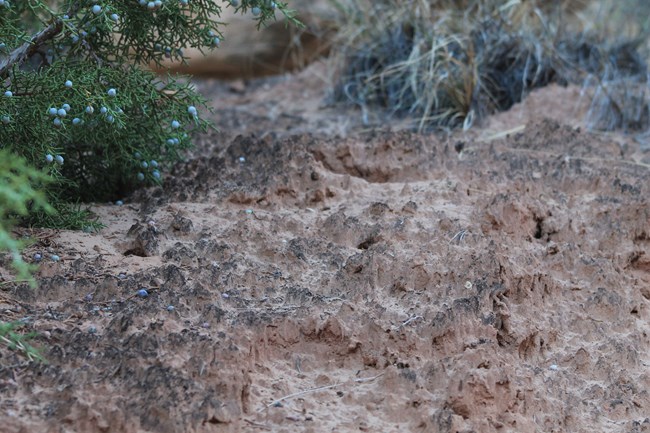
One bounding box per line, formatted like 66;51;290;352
0;0;298;223
0;0;299;278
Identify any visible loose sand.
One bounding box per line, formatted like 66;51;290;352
1;62;649;433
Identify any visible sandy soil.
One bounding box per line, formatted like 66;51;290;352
1;62;650;433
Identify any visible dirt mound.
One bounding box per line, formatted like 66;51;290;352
2;74;650;433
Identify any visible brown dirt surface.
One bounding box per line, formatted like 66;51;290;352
1;63;650;433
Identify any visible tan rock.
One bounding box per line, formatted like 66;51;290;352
151;0;337;78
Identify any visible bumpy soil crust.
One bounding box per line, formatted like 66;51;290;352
1;63;650;433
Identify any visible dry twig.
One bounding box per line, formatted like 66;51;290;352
258;373;385;412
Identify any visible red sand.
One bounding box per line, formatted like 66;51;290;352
1;63;649;433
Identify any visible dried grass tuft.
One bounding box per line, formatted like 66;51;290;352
329;0;650;134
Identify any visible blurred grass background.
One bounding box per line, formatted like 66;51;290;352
327;0;650;135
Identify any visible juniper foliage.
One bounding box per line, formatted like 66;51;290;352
0;0;299;223
0;0;299;283
0;148;52;285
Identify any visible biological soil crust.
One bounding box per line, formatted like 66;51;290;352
1;64;650;433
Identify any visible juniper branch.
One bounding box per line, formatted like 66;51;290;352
0;19;63;78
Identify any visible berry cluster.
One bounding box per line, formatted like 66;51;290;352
44;153;65;165
134;149;161;181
